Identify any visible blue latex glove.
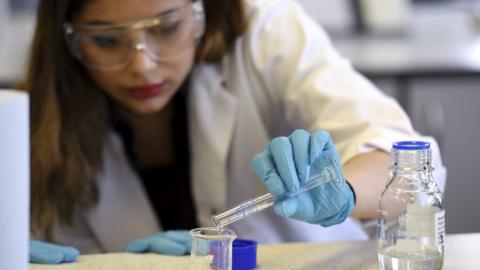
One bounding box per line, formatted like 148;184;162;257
252;129;355;227
30;240;79;264
123;230;191;256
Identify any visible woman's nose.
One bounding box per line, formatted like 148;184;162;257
128;44;158;74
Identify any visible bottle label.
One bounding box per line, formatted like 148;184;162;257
435;210;445;245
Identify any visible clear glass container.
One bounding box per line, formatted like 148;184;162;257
377;141;445;270
190;227;237;270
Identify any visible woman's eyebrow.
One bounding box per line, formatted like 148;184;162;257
84;7;181;26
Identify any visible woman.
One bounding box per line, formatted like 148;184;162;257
25;0;445;264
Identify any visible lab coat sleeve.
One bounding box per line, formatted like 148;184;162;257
244;0;446;190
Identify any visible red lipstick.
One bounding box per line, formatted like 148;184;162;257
127;83;165;100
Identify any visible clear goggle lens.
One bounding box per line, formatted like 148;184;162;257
64;2;204;71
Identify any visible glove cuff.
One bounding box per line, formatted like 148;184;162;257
312;182;356;227
345;179;356;206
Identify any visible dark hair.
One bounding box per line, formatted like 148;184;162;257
24;0;247;240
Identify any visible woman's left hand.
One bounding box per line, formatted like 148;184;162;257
252;129;355;227
123;230;191;256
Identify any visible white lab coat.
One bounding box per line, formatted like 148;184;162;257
46;0;446;253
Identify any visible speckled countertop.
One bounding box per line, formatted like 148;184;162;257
30;233;480;270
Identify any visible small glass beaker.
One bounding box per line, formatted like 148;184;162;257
190;227;237;270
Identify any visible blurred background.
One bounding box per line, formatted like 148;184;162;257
301;0;480;235
0;0;479;234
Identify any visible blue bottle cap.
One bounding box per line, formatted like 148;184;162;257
233;239;257;270
392;141;430;150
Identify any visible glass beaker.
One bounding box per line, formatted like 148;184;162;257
190;227;237;270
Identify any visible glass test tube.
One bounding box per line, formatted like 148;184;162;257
212;155;344;228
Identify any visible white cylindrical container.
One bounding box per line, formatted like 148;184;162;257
0;90;29;270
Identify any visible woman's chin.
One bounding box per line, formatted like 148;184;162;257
132;103;165;114
122;98;167;115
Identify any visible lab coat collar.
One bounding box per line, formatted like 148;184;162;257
190;60;237;161
188;58;238;225
85;133;160;252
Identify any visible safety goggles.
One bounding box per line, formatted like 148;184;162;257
64;1;204;71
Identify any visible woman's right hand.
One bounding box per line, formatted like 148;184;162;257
252;129;355;227
30;240;79;264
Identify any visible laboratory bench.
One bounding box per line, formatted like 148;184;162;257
29;233;480;270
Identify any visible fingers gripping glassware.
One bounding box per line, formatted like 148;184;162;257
63;1;205;71
212;155;344;228
190;227;236;270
